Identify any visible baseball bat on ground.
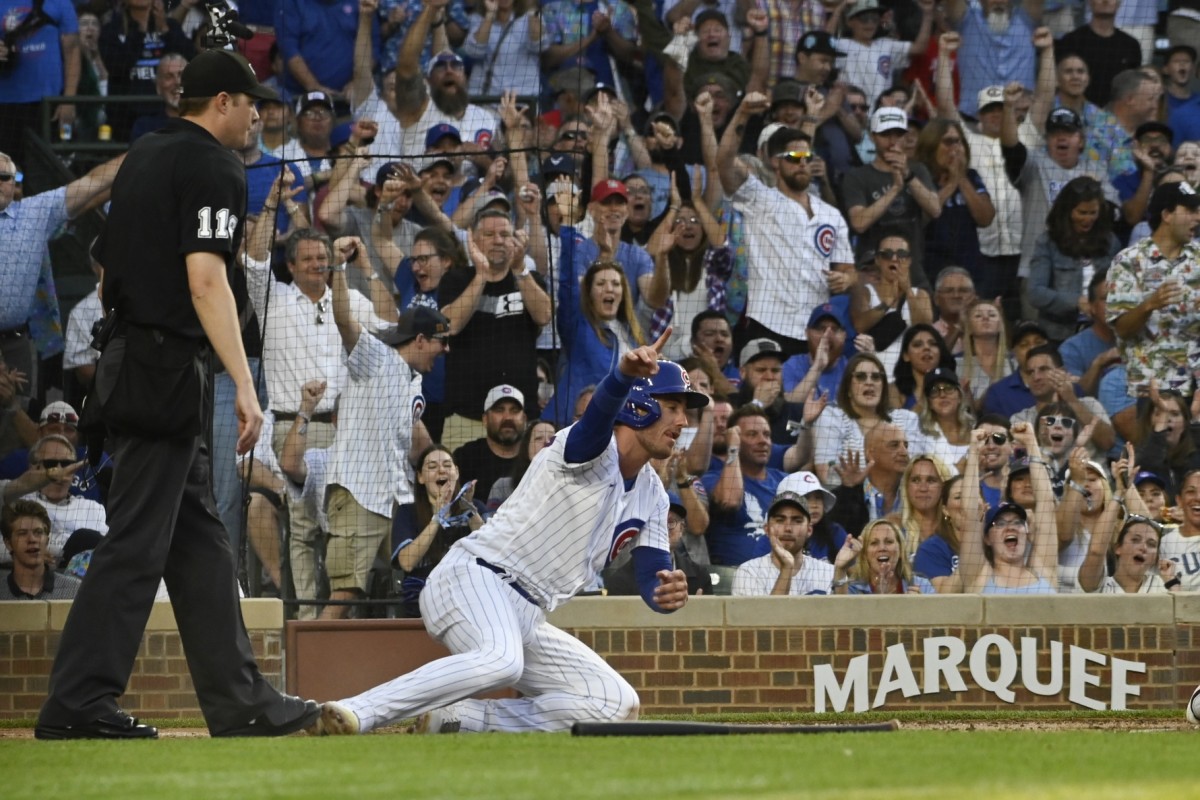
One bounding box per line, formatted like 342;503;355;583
571;719;901;736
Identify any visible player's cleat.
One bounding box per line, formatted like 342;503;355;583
1187;686;1200;725
308;701;360;736
414;703;463;734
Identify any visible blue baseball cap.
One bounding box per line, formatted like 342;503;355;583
807;302;846;330
425;123;462;150
984;502;1027;532
667;492;688;518
1133;471;1167;490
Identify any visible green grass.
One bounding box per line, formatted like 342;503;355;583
2;721;1196;800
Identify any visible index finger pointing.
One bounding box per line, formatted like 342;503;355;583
651;326;672;356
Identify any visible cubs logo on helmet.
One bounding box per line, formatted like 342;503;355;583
615;361;710;429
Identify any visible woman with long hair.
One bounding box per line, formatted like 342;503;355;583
891;455;952;560
1159;469;1200;591
959;423;1057;594
890;323;956;410
958;299;1011;408
1025;176;1120;342
849;232;934;378
549;258;646;425
1134;385;1200;500
486;419;557;513
1054;448;1115;592
915;368;974;473
463;0;546;97
392;446;483;617
833;519;936;594
914;474;968;593
811;352;920;487
915;118;995;282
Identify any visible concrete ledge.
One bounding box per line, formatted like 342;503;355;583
548;596;725;628
723;595;986;627
1173;593;1200;623
983;594;1176;625
0;601;48;631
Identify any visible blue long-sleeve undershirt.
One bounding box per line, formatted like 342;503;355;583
633;546;675;613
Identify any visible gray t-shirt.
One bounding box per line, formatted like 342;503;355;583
840;162;936;291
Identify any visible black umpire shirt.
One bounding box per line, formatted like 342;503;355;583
98;118;246;339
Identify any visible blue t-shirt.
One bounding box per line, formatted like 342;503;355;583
1168;98;1200;149
0;0;77;103
914;533;958;580
244;155;309;234
847;575;936;594
806;521;849;564
275;0;361;95
701;466;786;566
1058;328;1112;380
782;354;846;399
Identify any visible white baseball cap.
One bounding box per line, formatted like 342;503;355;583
776;470;836;512
870;107;907;134
757;122;784;154
977;85;1005;112
484;384;525;412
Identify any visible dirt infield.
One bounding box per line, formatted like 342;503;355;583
2;717;1194;738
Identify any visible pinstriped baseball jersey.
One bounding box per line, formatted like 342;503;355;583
457;423;670;611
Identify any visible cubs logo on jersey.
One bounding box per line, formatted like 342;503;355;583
608;518;646;565
814;224;836;258
412;393;426;422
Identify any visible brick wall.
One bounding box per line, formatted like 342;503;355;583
3;595;1199;720
0;600;284;720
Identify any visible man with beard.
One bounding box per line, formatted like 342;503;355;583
731;481;833;596
129;52;187;142
944;0;1041;118
1112;122;1175;228
452;385;528;500
438;210;550;452
1054;0;1142;109
717;95;855;356
351;0;496;178
793;31;863;192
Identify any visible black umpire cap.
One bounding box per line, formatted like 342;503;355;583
180;50;279;101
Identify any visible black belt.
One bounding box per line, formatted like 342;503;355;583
0;324;29;341
273;411;334;424
475;558;539;606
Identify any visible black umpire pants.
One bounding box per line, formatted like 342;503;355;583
37;430;284;734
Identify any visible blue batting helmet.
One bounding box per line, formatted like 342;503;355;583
615;361;710;429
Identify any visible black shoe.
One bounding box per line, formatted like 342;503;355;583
214;696;321;737
35;710;159;740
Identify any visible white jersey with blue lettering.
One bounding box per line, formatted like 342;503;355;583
1159;530;1200;592
457;422;669;611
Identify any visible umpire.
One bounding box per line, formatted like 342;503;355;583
35;50;319;740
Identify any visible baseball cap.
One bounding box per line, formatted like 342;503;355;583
796;30;845;57
739;338;784;367
984;502;1027;532
695;72;741;99
426;50;465;77
40;400;79;427
180;49;278;101
1044;107;1082;134
771;80;806;110
667;492;688;519
977;85;1005;112
768;488;811;518
1148;181;1200;227
1134;121;1174;141
541;153;577;179
776;470;836;512
257;87;292;107
694;8;729;29
757;122;785;153
922;367;960;397
484;384;525;412
474;188;512;212
846;0;881;18
807;302;846;330
295;90;335;116
417;155;456;175
374;162;404;188
584;82;619;104
1132;471;1167;490
1011;320;1049;346
870;107;907;134
548;66;596;98
1166;44;1198;63
591;179;628;203
376;307;451;346
425;123;462;150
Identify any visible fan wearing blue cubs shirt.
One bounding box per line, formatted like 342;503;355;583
311;331;704;736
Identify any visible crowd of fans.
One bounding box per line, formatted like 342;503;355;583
2;0;1200;610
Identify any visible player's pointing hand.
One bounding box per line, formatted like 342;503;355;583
618;327;672;380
